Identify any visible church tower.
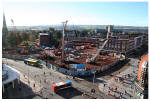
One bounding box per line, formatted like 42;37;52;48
2;14;8;47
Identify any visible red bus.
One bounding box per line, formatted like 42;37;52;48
51;80;72;92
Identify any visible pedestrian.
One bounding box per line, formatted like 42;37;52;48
120;92;122;96
120;95;122;99
33;84;35;87
108;90;110;95
115;87;117;91
125;90;127;95
104;84;106;87
130;95;132;98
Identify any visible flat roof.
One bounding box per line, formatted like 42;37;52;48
2;64;20;85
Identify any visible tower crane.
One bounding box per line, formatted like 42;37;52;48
61;20;68;61
54;20;68;59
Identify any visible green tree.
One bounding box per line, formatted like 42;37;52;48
80;30;88;37
16;32;22;45
75;30;80;37
29;33;36;42
6;32;18;48
53;31;61;40
21;32;29;41
52;31;62;48
48;27;55;32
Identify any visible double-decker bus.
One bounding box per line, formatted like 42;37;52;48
51;80;72;92
24;58;40;67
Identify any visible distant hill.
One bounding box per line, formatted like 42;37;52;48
7;25;148;33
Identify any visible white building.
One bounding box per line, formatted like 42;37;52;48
2;64;20;93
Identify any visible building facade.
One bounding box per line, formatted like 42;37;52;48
105;25;113;32
39;33;52;47
134;55;148;99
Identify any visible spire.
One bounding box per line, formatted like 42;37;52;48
2;13;8;36
2;13;8;47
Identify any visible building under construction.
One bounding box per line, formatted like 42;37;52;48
39;24;148;74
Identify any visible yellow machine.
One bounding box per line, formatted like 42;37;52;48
120;54;126;61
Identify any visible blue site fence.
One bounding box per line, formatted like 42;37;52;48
2;54;120;77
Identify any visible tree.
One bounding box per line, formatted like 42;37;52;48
21;32;29;41
53;31;61;40
29;33;36;42
80;30;88;37
52;31;62;48
6;32;18;48
16;32;22;45
75;30;80;37
48;27;55;32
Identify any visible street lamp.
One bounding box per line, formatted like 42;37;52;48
27;64;30;86
93;71;96;85
91;70;96;94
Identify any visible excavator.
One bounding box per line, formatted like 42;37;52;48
86;32;126;64
86;39;108;63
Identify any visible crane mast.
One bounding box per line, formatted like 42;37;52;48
61;20;68;61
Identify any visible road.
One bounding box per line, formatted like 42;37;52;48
3;58;114;99
98;58;140;99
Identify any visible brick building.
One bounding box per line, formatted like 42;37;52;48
39;33;52;47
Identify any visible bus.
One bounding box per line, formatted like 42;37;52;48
24;58;40;67
51;80;72;92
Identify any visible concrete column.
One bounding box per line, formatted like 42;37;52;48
18;78;20;84
12;81;14;88
3;84;5;93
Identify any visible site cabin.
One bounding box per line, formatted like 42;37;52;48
24;58;40;67
51;80;72;92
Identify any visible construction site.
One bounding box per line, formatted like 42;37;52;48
2;20;148;99
2;19;148;76
36;22;148;75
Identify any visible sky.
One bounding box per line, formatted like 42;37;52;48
2;0;148;26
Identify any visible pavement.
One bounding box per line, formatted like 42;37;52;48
2;58;114;99
4;57;141;99
98;58;140;99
